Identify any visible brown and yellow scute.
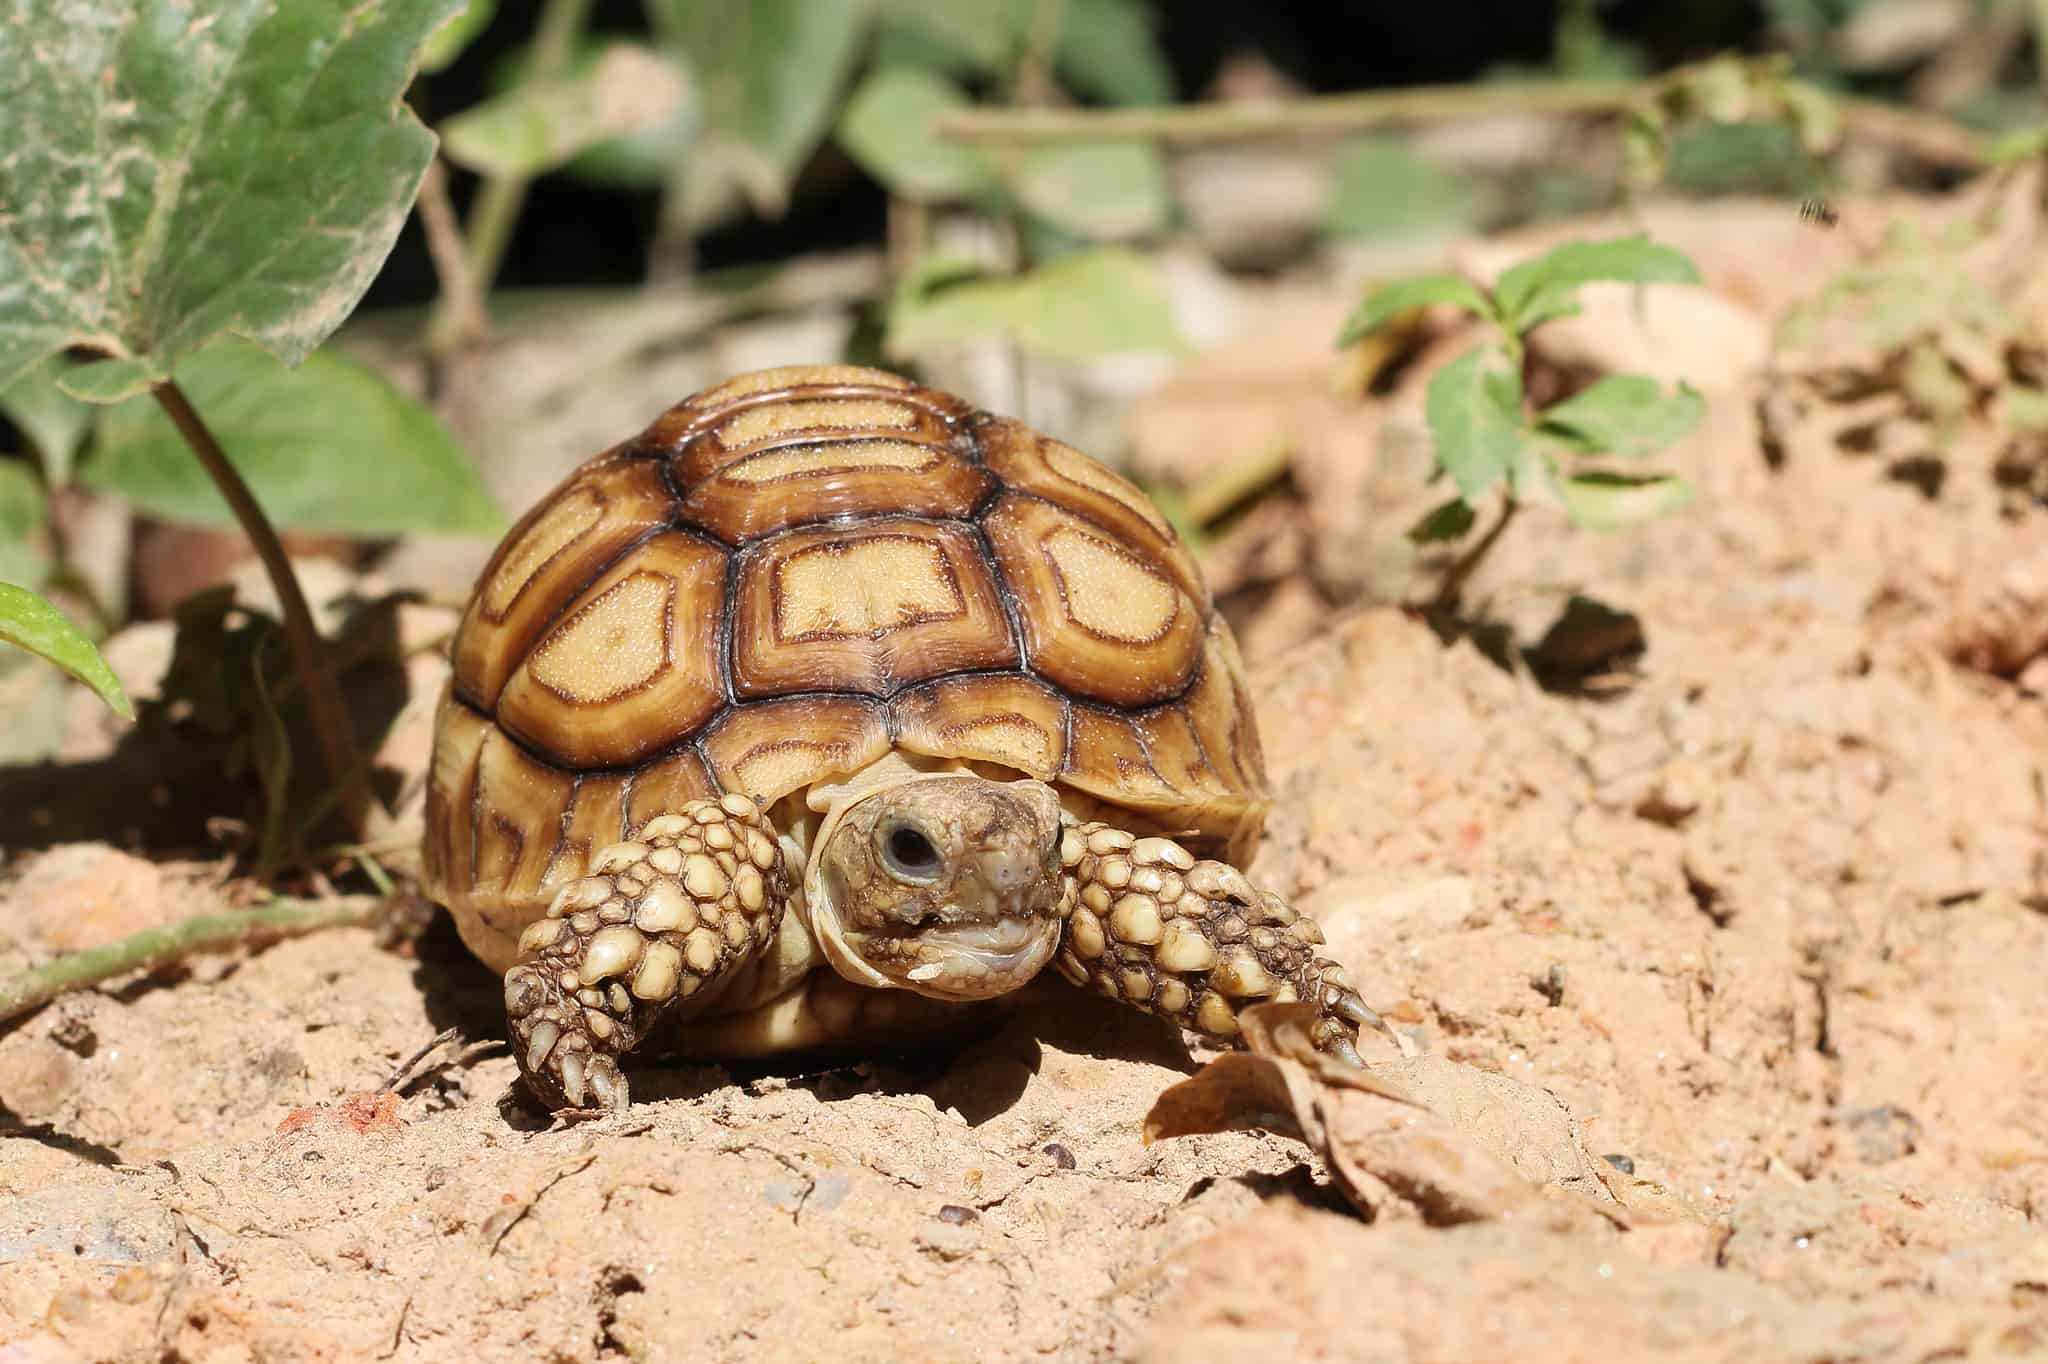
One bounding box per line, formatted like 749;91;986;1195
427;365;1269;941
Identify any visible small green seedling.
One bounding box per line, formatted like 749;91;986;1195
1336;233;1707;610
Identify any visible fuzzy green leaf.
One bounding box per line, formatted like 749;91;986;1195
1324;140;1486;244
1009;249;1185;359
1986;125;2048;165
650;0;867;231
871;0;1030;75
420;0;496;72
1010;142;1169;241
1494;235;1703;336
481;36;701;190
1423;348;1527;502
837;67;999;202
1407;496;1478;544
0;582;131;719
0;459;48;590
887;249;1184;363
1998;383;2048;433
84;341;501;537
0;0;459;397
870;0;1172;106
1056;0;1175;106
57;358;161;405
1900;343;1970;423
1538;376;1705;458
1337;273;1497;348
1557;471;1693;529
442;44;691;179
1;356;95;485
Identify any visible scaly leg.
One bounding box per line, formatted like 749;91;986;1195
503;793;787;1112
1052;823;1386;1065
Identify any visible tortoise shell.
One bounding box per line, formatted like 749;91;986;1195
422;365;1270;971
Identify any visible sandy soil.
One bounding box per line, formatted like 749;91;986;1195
2;194;2046;1363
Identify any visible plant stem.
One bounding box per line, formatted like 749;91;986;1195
2035;0;2048;101
415;158;488;348
933;74;1987;169
151;380;376;835
1009;0;1066;108
0;895;381;1024
1433;496;1520;615
425;0;595;353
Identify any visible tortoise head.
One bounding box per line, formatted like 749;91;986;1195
806;771;1065;1001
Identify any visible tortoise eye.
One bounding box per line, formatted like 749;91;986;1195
880;822;945;883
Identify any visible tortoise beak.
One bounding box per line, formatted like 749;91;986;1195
899;915;1061;999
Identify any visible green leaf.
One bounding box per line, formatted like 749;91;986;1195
84;341;502;538
421;0;497;72
887;249;1184;363
1336;273;1498;348
0;459;49;590
482;36;701;190
650;0;867;231
1664;122;1823;198
1407;497;1478;544
1323;140;1486;243
1;356;94;485
58;358;161;405
1621;109;1669;189
0;0;460;395
1494;235;1704;337
1985;124;2048;165
871;0;1031;76
1556;471;1693;529
870;0;1173;105
1538;376;1705;457
0;655;69;764
442;44;691;180
1009;142;1169;241
1010;249;1184;360
1778;78;1843;156
1056;0;1175;106
1998;383;2048;433
0;581;132;720
836;67;1000;202
1424;347;1528;503
1900;343;1969;423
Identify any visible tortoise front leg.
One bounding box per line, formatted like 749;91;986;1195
1052;823;1386;1065
504;793;787;1112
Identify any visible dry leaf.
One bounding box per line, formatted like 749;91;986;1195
1146;1002;1623;1227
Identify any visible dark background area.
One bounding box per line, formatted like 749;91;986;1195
373;0;1774;307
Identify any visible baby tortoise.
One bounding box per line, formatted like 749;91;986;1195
420;365;1384;1111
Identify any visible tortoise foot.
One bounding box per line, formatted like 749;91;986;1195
505;793;788;1111
1053;822;1390;1066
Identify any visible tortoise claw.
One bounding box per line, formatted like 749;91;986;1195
1333;987;1398;1048
586;1057;630;1115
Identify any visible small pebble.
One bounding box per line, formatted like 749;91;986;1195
1042;1142;1076;1170
937;1203;978;1224
1602;1153;1635;1175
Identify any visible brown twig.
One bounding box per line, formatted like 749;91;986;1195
425;0;595;354
415;158;489;346
932;75;1989;170
150;380;376;835
1009;0;1067;109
